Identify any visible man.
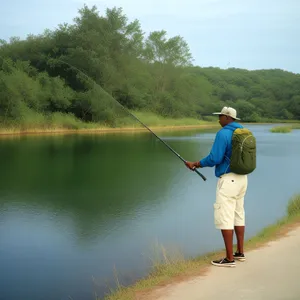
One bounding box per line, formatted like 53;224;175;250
185;107;248;267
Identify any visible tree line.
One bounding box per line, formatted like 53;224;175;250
0;5;300;129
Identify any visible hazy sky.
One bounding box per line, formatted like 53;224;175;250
1;0;299;73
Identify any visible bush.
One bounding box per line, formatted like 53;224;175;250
49;112;93;129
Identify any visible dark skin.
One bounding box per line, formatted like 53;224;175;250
185;114;245;261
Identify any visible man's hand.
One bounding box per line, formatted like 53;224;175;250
185;161;201;170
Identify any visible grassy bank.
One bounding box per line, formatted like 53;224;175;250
270;126;292;133
0;111;219;136
102;194;300;300
270;124;300;133
1;111;299;137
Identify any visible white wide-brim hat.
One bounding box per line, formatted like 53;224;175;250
212;106;241;120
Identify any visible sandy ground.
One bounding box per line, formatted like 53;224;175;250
149;226;300;300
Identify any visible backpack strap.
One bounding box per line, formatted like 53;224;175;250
224;155;231;173
223;126;236;174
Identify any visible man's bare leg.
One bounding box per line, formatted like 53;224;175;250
221;229;234;261
234;226;245;253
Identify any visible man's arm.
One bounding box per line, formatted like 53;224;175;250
185;130;227;170
200;131;228;167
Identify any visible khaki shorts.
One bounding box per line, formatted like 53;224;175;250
214;173;248;230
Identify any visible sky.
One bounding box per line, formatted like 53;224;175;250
1;0;299;73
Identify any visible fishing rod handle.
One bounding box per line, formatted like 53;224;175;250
194;168;207;181
183;159;207;181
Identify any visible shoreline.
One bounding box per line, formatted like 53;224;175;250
146;224;300;300
0;124;220;138
102;195;300;300
0;121;293;138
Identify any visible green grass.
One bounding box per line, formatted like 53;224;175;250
0;110;299;136
0;111;217;136
101;194;300;300
245;194;300;248
48;112;99;129
0;112;100;134
270;123;300;133
270;126;292;133
291;124;300;130
127;111;214;127
100;111;213;128
287;194;300;216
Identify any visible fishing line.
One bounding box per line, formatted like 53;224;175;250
54;58;207;181
0;53;207;181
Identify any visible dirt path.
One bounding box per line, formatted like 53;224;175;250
149;226;300;300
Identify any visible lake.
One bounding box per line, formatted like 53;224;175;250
0;124;299;300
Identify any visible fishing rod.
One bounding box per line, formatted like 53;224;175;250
53;58;207;181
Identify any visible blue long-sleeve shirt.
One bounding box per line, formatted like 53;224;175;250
200;122;243;177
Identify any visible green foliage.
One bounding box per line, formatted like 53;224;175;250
287;195;300;217
144;30;193;66
270;126;292;133
270;123;300;133
49;112;93;129
0;4;300;131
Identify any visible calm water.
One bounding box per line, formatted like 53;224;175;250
0;125;299;299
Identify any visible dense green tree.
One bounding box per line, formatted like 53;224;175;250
0;4;299;128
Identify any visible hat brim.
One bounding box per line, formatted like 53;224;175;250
212;112;241;120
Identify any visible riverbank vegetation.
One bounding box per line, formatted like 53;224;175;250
270;126;292;133
270;124;300;133
102;194;300;300
1;5;300;133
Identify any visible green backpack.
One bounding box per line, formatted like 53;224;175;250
230;128;256;175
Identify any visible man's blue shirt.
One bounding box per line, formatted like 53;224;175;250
200;122;243;177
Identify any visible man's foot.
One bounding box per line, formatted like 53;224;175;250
233;252;246;262
211;257;236;267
